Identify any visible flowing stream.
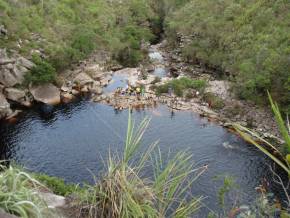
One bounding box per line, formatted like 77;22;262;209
0;47;286;215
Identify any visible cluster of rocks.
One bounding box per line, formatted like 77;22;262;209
0;49;34;119
0;47;110;120
59;64;113;103
95;92;157;110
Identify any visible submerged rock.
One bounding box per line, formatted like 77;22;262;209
30;83;61;105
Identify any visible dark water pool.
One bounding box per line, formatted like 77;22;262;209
0;100;284;214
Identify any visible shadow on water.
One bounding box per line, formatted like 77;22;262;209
0;99;287;214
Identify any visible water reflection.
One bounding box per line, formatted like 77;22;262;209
0;100;285;214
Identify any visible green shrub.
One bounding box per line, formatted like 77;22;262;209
34;173;78;196
71;27;97;59
203;93;225;110
25;56;56;85
151;76;161;84
155;77;207;97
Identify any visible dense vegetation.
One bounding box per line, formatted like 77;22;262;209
25;55;56;84
1;0;289;112
0;0;161;70
164;0;290;112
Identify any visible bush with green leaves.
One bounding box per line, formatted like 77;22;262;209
203;93;225;110
25;56;56;85
155;77;207;97
34;173;78;197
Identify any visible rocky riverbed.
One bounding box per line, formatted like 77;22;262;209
88;41;281;143
0;41;282;143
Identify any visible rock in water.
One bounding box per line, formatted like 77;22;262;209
30;83;61;105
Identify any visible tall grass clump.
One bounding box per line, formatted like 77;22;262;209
234;93;290;175
78;112;205;218
0;164;50;218
234;93;290;210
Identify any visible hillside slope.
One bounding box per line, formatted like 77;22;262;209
164;0;290;112
0;0;160;70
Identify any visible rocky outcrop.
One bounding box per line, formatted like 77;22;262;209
0;49;34;87
30;83;61;105
0;92;12;119
4;88;31;107
73;72;103;94
73;72;94;86
38;192;66;209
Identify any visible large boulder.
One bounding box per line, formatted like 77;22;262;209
0;49;34;87
84;64;105;80
0;68;19;87
16;57;34;69
30;83;61;105
4;88;31;107
0;63;29;87
0;92;12;119
73;72;94;86
38;192;66;209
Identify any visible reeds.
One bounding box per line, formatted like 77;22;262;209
78;111;205;218
0;164;49;218
234;92;290;175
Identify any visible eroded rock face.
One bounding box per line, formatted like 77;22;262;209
0;49;34;87
30;83;60;105
4;88;31;107
0;68;19;87
16;57;34;69
0;92;12;119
